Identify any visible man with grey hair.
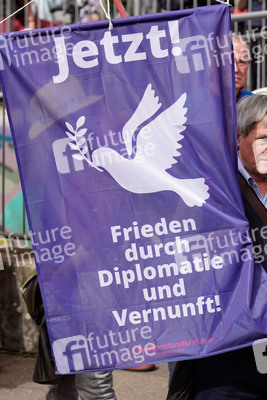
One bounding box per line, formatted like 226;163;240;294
167;94;267;399
193;94;267;399
237;94;267;209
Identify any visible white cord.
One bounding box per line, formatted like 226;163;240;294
216;0;231;6
99;0;113;30
0;0;35;25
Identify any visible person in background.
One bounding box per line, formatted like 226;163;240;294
77;0;100;22
193;93;267;400
237;0;265;91
233;33;253;101
46;370;117;400
22;270;118;400
26;0;73;29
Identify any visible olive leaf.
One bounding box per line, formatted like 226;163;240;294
81;146;88;155
65;117;92;166
77;138;86;147
65;131;75;140
76;116;85;130
69;142;79;150
76;128;87;137
72;154;84;160
65;122;75;134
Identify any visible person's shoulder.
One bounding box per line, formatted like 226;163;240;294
237;88;253;102
242;89;253;96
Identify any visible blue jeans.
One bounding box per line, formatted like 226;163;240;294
168;361;177;385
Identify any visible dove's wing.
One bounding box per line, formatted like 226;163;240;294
136;93;187;170
122;83;162;157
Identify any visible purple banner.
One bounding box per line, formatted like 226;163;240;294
0;4;266;374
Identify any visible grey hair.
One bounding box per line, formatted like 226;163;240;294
236;94;267;138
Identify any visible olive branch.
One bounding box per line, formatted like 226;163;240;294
65;116;92;165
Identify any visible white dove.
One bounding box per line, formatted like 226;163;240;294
90;84;210;207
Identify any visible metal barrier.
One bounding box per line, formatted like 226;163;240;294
0;0;266;236
232;9;267;90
